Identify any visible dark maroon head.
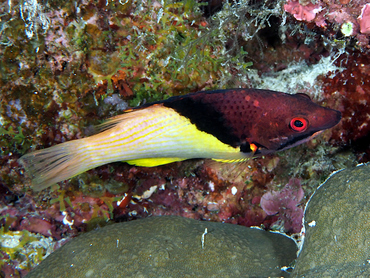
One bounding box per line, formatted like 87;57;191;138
236;90;342;155
160;88;341;155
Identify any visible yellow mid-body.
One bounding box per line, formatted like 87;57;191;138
19;105;250;191
83;105;250;167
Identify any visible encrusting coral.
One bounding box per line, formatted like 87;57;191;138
0;0;368;275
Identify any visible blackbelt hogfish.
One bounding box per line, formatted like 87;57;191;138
19;89;341;191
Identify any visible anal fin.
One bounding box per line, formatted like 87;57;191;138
212;157;251;163
125;157;186;167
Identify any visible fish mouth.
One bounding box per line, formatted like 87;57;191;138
277;130;323;151
252;130;323;155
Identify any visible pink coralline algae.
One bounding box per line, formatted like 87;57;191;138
284;0;370;47
260;178;304;233
358;4;370;34
284;0;322;22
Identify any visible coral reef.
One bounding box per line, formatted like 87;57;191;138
358;4;370;34
293;164;370;277
284;1;322;22
260;178;304;233
284;0;370;48
26;216;298;277
0;0;368;275
0;227;55;277
321;51;370;162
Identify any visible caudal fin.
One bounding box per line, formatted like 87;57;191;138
18;140;87;191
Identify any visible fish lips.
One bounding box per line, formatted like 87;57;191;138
314;108;342;131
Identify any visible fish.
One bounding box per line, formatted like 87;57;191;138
18;88;341;191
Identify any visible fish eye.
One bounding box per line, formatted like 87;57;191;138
289;117;308;132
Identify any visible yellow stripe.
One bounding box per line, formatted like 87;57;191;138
87;112;179;152
77;105;251;168
88;113;173;149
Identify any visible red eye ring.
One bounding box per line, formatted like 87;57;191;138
290;117;308;132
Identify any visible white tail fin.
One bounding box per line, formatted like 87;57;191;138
18;140;88;191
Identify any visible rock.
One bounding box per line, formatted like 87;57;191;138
27;216;297;278
293;164;370;277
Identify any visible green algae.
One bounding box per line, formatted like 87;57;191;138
0;217;54;271
0;126;26;146
48;190;72;212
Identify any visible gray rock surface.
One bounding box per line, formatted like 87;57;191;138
27;216;297;278
292;163;370;277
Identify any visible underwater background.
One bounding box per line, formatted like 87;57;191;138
0;0;369;276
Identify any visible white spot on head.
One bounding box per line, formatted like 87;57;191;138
231;186;237;195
